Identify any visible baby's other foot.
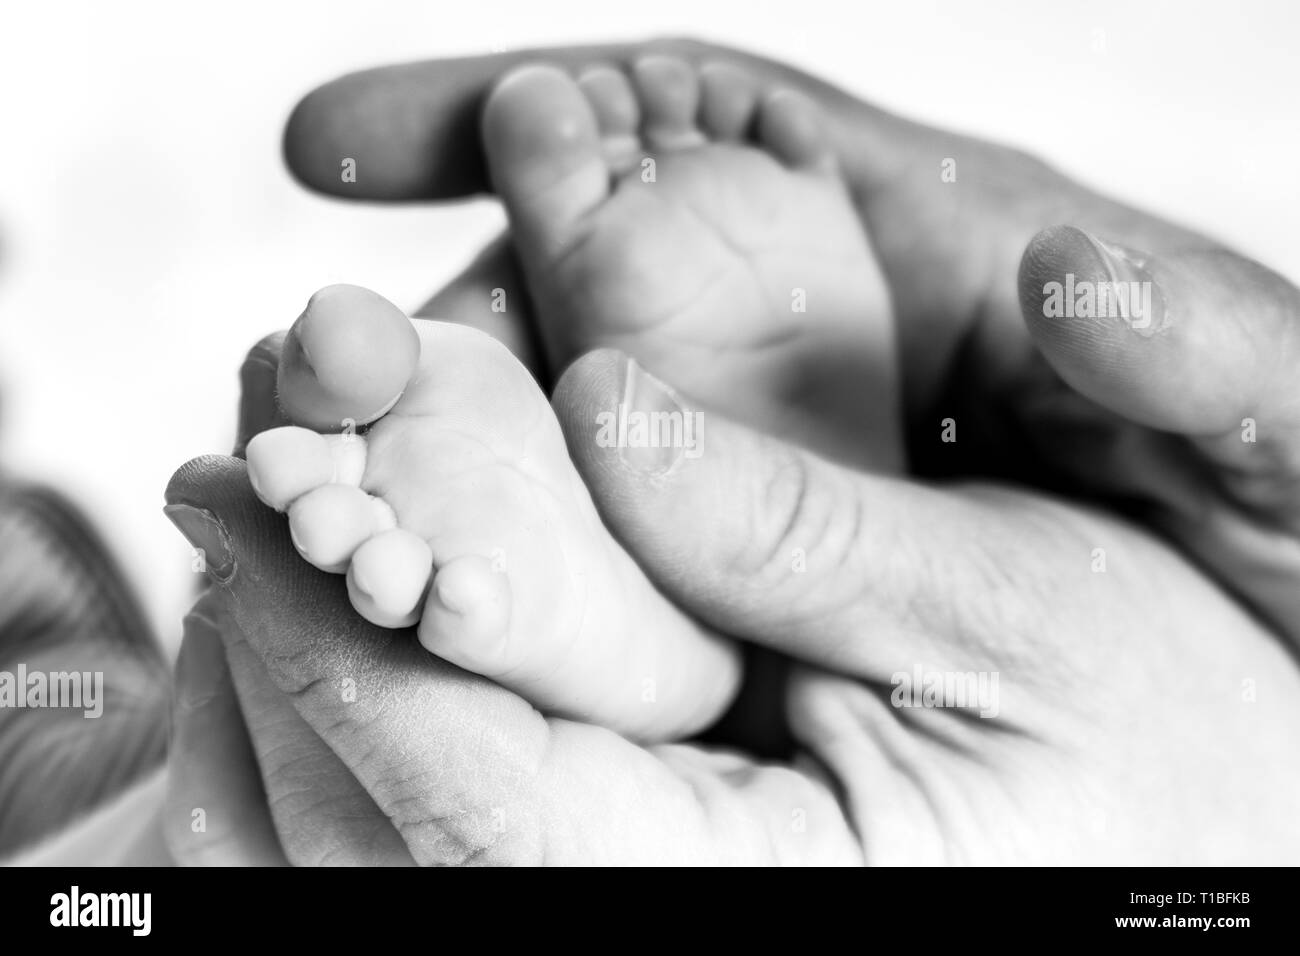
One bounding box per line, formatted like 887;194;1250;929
246;285;739;741
482;57;902;471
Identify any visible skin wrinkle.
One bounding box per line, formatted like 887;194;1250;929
650;725;862;864
271;668;330;703
222;660;392;860
931;493;1067;674
552;211;757;345
251;603;384;699
664;750;808;865
875;742;960;864
388;721;552;866
675;188;779;304
791;677;952;864
754;472;874;667
261;781;376;865
714;765;794;866
392;803;508;866
787;741;860;842
415;707;545;809
532;117;863;369
888;698;1005;764
377;438;570;513
727;444;811;586
649;753;728;864
804;469;866;615
253;724;324;772
391;796;500;848
264;778;355;819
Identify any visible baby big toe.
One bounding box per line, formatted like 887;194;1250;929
277;284;420;432
482;64;609;257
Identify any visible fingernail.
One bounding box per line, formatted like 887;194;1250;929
1081;232;1169;336
175;611;228;712
617;358;695;475
164;504;235;582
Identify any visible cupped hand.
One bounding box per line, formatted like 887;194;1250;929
549;350;1300;863
282;38;1300;646
164;335;1300;865
160;38;1300;865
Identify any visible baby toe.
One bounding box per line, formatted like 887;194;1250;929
756;88;836;172
347;528;433;629
246;426;335;511
631;55;706;150
698;61;760;141
577;65;641;174
247;426;369;511
417;554;513;672
287;483;396;574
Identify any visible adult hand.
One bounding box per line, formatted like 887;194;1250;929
283;38;1300;647
165;330;859;865
164;337;1300;864
164;339;414;866
162;38;1300;864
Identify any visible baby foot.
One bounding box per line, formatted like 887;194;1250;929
482;56;902;471
246;285;739;742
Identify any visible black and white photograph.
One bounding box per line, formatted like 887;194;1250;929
0;0;1296;896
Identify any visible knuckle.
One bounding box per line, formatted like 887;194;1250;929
724;448;821;586
263;649;332;701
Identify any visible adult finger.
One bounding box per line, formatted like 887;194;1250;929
165;601;288;866
164;455;861;864
1020;226;1300;446
168;600;410;865
167;561;413;867
283;38;904;201
219;616;415;866
1019;224;1300;637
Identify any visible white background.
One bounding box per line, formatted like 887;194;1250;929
1;0;1297;652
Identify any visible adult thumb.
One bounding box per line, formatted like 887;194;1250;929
551;349;1085;683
